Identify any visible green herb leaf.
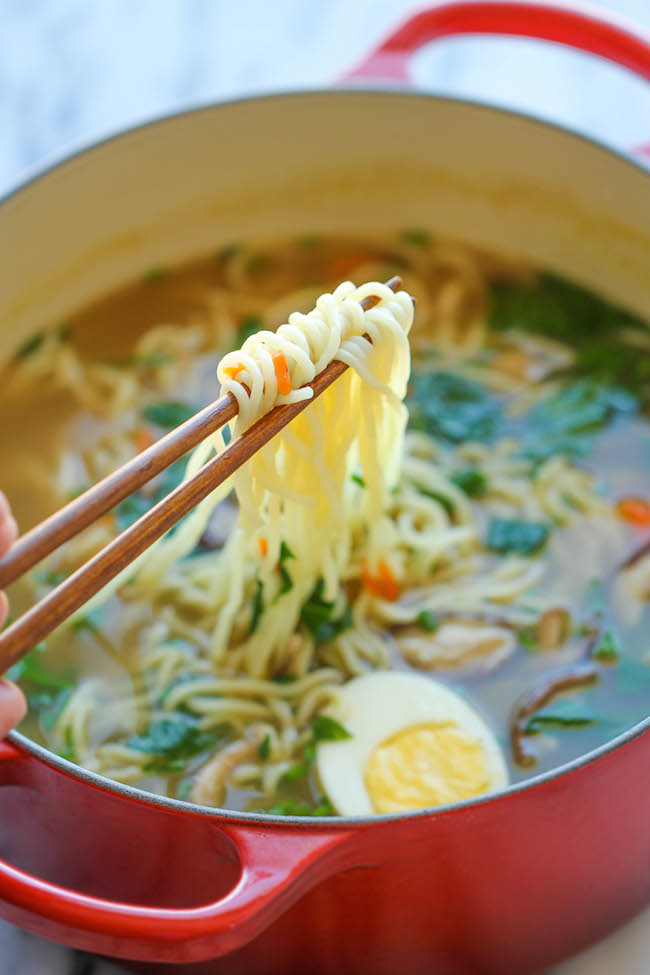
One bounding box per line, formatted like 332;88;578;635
250;579;265;635
267;800;322;816
400;228;432;247
413;484;455;517
300;580;353;644
486;518;550;556
417;610;439;633
115;493;152;532
525;696;600;734
7;644;73;691
592;631;620;663
41;687;75;734
144;401;196;430
282;762;309;782
17;332;45;359
351;473;366;488
272;673;296;684
58;724;77;762
277;565;293;597
279;541;295;562
450;466;488;497
35;567;69;587
519;627;539;652
489;274;650;406
143;265;166;283
312;714;351;742
235;316;262;348
258;734;271;761
407;371;502;444
177;781;192;801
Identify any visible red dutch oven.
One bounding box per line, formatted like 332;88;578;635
1;4;650;973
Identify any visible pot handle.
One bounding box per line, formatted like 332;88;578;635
342;1;650;85
0;741;352;963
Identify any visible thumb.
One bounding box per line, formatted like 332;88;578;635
0;680;27;738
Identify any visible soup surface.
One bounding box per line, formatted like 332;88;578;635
2;234;650;816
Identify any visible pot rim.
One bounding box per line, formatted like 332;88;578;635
3;85;649;828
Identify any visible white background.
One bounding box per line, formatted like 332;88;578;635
0;1;649;972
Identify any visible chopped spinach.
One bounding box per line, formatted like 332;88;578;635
144;401;196;430
35;567;69;587
258;734;271;761
279;541;295;562
417;610;439;633
300;579;353;644
115;493;152;532
407;371;502;444
488;274;650;406
521;380;637;464
34;686;75;734
413;484;455;517
17;332;46;359
143;265;167;283
250;579;265;635
592;631;620;664
177;781;193;801
267;798;334;817
400;229;432;247
282;762;309;782
272;673;296;684
235;316;262;348
7;643;73;691
58;725;77;763
128;714;220;773
486;518;550;556
450;466;488;497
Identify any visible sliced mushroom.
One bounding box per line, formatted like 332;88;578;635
397;620;516;673
537;608;572;652
190;729;262;807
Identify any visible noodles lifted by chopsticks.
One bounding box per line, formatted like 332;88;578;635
135;279;414;677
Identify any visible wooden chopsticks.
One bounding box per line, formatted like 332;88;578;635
0;276;403;670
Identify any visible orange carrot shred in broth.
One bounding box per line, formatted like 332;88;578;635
273;353;292;396
258;537;268;557
616;497;650;526
361;558;400;601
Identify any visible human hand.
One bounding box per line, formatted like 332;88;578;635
0;492;26;737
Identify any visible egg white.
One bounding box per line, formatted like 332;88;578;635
316;671;508;816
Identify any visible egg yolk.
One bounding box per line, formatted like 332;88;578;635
364;723;492;814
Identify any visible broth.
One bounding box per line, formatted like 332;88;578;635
1;233;649;815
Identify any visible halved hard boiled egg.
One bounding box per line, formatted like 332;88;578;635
316;671;508;816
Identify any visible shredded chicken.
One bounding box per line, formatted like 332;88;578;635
190;729;264;807
397;620;516;673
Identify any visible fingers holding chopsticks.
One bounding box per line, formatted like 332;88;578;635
0;491;26;736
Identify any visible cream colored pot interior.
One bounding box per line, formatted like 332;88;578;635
1;91;649;360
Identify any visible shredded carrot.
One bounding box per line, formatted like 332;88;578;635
361;557;400;601
223;362;246;381
258;537;268;557
616;497;650;526
272;352;292;396
133;427;154;453
377;559;400;601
